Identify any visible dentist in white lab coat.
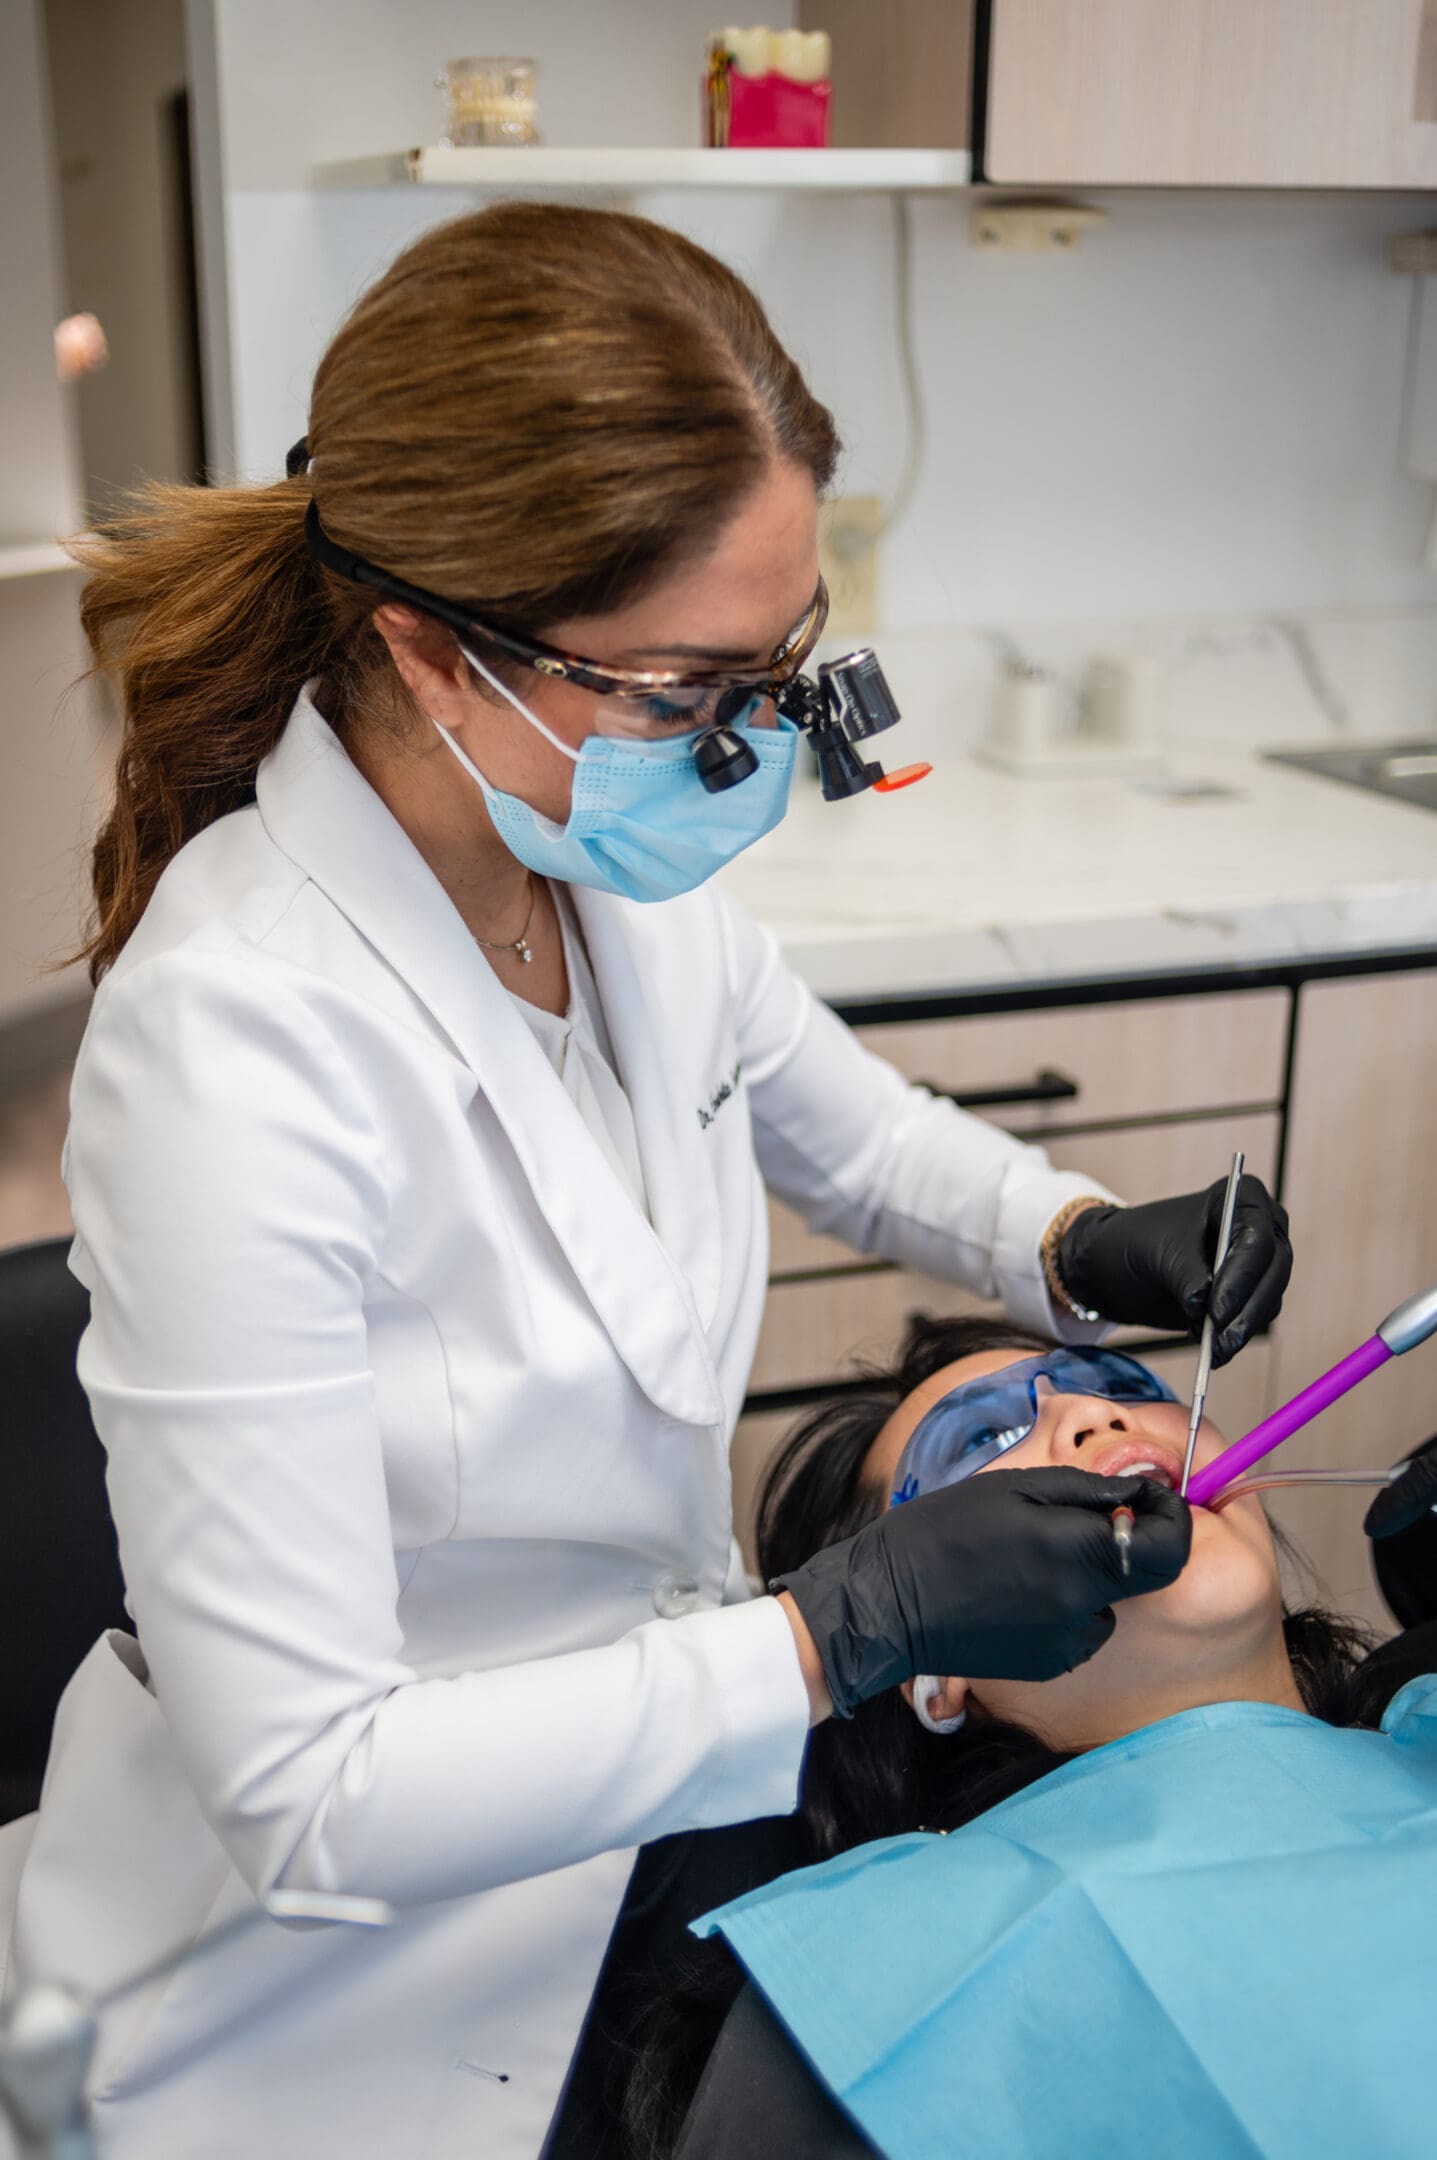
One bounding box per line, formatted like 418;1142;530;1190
0;203;1290;2160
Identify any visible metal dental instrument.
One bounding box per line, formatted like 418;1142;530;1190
1110;1503;1135;1576
1208;1466;1402;1511
1186;1282;1437;1510
1179;1151;1244;1500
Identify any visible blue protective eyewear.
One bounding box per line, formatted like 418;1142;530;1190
891;1348;1179;1505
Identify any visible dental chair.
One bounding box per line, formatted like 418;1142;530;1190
0;1236;130;1826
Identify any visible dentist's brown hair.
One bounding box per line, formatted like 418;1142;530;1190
65;201;840;982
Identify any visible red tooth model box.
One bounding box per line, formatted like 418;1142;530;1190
704;44;832;149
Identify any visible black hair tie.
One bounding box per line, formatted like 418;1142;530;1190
285;436;311;479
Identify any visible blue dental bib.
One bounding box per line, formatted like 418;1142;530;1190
697;1676;1437;2160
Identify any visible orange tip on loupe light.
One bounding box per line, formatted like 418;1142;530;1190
873;763;932;793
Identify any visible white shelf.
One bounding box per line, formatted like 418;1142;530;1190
313;146;971;193
0;541;79;582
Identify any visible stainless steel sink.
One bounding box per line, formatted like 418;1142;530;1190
1264;739;1437;813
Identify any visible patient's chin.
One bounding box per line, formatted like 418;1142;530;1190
1130;1502;1281;1638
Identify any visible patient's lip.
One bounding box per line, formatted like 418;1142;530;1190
1087;1439;1184;1489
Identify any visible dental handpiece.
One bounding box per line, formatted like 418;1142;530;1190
1186;1282;1437;1509
1110;1504;1135;1577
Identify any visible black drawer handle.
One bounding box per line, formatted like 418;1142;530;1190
919;1067;1081;1112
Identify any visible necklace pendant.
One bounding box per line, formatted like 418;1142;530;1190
517;942;533;964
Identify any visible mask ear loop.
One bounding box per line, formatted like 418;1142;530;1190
912;1676;966;1735
454;638;581;764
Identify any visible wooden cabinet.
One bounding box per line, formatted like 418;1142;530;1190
736;963;1437;1613
755;987;1288;1392
1263;970;1437;1635
985;0;1437;188
796;0;974;150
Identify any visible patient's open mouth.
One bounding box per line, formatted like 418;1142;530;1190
1088;1442;1183;1489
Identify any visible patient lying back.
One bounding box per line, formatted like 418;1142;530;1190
686;1315;1437;2160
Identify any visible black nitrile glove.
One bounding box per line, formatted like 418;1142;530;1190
1058;1176;1292;1366
1365;1434;1437;1632
772;1466;1192;1719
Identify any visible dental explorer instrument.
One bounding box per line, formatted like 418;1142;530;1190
1185;1282;1437;1510
1179;1151;1245;1500
1110;1503;1135;1576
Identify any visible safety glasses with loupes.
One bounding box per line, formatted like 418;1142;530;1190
891;1348;1179;1505
296;473;930;801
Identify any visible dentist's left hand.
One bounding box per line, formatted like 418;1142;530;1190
1057;1176;1292;1366
1365;1437;1437;1538
773;1466;1192;1724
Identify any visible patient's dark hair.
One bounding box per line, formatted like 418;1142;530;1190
618;1312;1385;2158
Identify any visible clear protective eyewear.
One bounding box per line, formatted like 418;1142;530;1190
891;1348;1179;1506
514;582;831;741
300;494;828;740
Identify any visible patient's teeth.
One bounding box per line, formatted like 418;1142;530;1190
720;25;771;76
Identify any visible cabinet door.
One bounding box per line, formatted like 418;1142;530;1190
796;0;974;149
755;1109;1281;1391
986;0;1437;187
1264;971;1437;1634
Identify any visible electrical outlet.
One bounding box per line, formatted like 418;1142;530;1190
818;494;881;635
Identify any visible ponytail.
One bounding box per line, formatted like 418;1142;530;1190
68;471;364;982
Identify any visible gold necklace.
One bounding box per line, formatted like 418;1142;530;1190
470;872;537;965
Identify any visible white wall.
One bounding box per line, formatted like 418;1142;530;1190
0;571;110;1017
46;0;195;511
0;0;81;546
198;0;1437;631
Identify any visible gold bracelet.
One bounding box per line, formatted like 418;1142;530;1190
1040;1196;1110;1322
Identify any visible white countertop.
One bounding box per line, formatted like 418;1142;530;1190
720;734;1437;1005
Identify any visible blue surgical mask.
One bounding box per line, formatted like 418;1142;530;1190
431;645;798;903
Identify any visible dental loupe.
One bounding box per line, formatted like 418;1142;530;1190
695;648;931;800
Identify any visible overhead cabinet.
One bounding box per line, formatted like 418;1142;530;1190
983;0;1437;187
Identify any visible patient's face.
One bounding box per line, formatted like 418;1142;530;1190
865;1348;1296;1745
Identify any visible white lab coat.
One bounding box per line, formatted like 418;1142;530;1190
0;689;1109;2160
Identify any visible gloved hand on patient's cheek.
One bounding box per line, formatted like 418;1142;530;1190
772;1467;1192;1720
1058;1176;1292;1366
1365;1436;1437;1632
1366;1438;1437;1537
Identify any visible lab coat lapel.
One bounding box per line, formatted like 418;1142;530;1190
570;886;724;1331
255;693;722;1428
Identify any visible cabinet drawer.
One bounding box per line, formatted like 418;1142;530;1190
751;1266;990;1395
852;991;1288;1136
768;1109;1280;1287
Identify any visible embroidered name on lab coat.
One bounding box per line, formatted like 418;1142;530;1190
697;1061;742;1130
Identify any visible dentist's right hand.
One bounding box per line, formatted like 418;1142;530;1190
774;1467;1192;1723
